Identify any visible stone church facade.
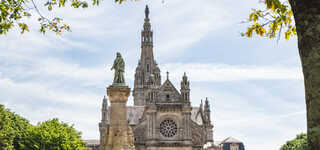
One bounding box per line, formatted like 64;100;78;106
86;5;245;150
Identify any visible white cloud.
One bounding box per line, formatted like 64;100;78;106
161;63;303;82
190;83;306;150
151;0;230;58
0;77;100;107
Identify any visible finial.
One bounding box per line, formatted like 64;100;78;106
183;72;188;81
145;5;149;19
166;71;169;80
204;97;210;111
205;97;209;106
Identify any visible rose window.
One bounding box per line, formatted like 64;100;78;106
160;120;177;137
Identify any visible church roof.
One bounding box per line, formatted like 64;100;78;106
127;106;145;125
105;106;145;125
105;106;204;125
220;137;242;144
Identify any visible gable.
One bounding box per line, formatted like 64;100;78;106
157;79;181;103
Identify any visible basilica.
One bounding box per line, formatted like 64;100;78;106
86;5;245;150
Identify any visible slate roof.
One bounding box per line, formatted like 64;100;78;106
219;137;242;144
105;106;145;125
127;106;145;125
214;141;222;145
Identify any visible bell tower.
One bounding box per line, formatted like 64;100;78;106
133;5;161;106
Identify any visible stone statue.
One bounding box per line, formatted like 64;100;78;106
145;5;149;18
111;52;125;86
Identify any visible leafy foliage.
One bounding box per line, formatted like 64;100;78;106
0;0;104;35
0;104;87;150
0;104;31;150
280;133;307;150
26;118;87;150
243;0;296;40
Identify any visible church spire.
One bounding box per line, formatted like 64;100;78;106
133;5;161;106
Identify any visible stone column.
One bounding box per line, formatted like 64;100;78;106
102;85;135;150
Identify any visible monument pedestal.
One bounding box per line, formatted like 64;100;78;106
102;85;135;150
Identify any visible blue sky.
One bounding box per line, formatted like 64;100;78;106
0;0;306;150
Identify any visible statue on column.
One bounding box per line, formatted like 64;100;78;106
103;52;134;150
111;52;125;86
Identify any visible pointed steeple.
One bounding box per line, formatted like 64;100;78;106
142;5;152;47
203;97;213;142
133;5;161;106
204;97;211;124
101;96;108;121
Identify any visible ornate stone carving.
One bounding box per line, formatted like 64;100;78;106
160;120;178;138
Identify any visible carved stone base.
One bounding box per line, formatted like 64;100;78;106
101;85;135;150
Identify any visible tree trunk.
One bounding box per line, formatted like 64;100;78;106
288;0;320;149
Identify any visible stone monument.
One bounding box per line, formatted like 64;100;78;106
102;52;135;150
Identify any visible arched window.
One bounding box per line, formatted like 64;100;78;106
147;64;150;72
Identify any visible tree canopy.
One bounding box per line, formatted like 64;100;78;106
0;104;31;150
0;104;87;150
27;118;87;150
280;133;307;150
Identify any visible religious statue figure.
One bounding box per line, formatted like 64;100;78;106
111;52;125;86
145;5;149;18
